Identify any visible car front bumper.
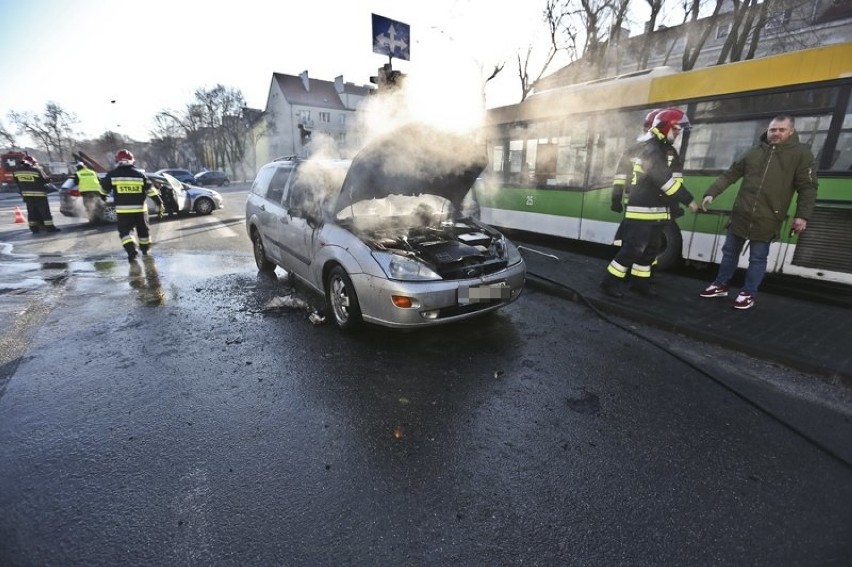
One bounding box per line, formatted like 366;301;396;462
351;261;526;328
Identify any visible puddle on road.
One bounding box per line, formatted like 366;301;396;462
0;251;259;297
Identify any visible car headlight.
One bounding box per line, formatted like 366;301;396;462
493;236;522;266
504;238;522;265
371;251;441;281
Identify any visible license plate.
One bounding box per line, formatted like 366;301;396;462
458;282;510;305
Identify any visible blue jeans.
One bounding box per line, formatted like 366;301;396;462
714;229;770;293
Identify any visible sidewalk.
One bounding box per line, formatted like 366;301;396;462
517;240;852;387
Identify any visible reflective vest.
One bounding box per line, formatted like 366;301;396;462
77;167;104;194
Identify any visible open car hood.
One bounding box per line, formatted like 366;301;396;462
335;123;487;214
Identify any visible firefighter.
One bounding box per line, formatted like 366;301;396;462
602;108;698;298
74;162;109;223
13;155;60;234
612;109;685;245
100;149;164;262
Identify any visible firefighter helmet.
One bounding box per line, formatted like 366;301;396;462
76;162;85;170
643;108;662;130
21;154;37;166
115;149;135;166
652;108;691;141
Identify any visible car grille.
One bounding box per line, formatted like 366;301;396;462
437;258;508;280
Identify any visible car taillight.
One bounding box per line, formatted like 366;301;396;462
69;189;80;197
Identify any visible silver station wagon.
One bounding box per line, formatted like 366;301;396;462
245;123;526;330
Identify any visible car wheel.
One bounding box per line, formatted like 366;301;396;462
223;179;230;186
102;206;118;224
193;197;215;215
326;266;362;331
251;229;276;273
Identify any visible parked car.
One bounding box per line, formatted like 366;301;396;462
147;172;224;216
60;171;223;222
154;168;195;184
194;170;230;187
245;123;526;331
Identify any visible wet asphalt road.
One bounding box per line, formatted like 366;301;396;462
0;190;850;565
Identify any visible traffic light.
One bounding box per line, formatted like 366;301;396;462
370;63;405;93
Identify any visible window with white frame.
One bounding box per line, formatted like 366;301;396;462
716;23;730;40
319;111;331;123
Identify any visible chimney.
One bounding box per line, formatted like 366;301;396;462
299;70;310;91
334;75;344;94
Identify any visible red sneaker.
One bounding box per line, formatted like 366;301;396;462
700;283;729;298
733;291;755;310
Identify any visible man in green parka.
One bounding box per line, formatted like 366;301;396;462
699;115;818;310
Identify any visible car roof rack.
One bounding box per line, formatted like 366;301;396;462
273;155;298;162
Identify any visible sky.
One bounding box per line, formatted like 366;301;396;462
0;0;589;144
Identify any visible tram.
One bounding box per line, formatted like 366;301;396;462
480;42;852;285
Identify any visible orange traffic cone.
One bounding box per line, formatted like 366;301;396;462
14;206;26;223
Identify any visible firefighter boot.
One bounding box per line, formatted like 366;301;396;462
600;275;625;298
631;278;658;297
124;242;139;262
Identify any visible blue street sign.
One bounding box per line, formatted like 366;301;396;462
372;14;410;61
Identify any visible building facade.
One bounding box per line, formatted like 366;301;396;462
252;71;372;168
536;0;852;92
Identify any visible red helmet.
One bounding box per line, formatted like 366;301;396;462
115;149;135;165
651;108;691;140
21;154;37;166
643;108;662;130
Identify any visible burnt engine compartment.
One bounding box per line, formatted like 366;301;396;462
352;217;509;279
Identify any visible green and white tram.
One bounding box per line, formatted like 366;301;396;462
480;42;852;285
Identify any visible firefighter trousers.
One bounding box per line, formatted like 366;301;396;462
23;196;56;232
605;220;664;284
116;212;153;258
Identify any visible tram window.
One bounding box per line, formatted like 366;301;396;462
491;145;504;174
685;121;762;170
821;100;852;171
693;87;838;120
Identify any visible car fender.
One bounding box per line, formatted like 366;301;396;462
312;240;388;294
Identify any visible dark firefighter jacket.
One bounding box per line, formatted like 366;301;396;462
704;131;818;242
101;165;162;214
13;164;51;198
613;130;694;222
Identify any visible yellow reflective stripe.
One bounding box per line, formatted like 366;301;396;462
662;176;683;196
121;236;136;246
626;206;669;214
631;264;652;278
21;191;47;197
116;206;147;213
625;211;670;220
607;261;628;278
13;173;38;182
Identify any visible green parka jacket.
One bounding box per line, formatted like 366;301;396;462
704;131;818;242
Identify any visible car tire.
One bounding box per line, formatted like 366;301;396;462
223;179;230;186
251;229;277;273
102;206;118;224
326;266;362;331
193;197;215;215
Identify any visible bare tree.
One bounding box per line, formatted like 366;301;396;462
517;0;576;101
0;120;16;149
7;102;77;161
637;0;665;68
